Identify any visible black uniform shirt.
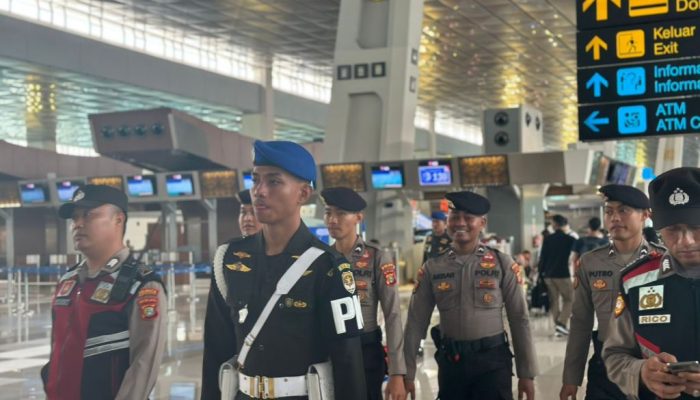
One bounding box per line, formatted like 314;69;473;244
201;222;366;400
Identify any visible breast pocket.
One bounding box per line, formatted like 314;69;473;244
591;288;614;314
474;283;502;309
434;281;458;311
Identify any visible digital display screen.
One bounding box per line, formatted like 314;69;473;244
20;182;48;204
321;163;366;192
200;170;238;198
458;155;509;187
418;159;453;187
88;176;123;190
607;162;634;185
126;175;157;197
242;171;253;190
166;173;195;197
371;164;404;189
56;180;83;202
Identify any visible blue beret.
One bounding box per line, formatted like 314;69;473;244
237;189;252;205
599;184;649;209
253;140;317;186
445;191;490;215
431;211;447;221
321;187;366;212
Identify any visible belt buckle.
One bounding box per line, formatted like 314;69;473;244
256;376;275;399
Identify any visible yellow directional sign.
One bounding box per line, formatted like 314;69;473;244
586;35;609;60
582;0;622;22
629;0;669;17
616;29;645;58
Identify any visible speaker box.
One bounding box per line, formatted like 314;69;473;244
482;105;543;154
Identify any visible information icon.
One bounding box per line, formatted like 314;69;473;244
617;67;646;96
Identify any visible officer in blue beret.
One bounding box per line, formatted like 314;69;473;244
236;189;261;237
405;190;537;400
423;211;452;264
202;141;367;400
321;187;406;400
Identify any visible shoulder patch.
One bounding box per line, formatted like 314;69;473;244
614;293;626;317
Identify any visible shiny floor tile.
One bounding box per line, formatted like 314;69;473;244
0;280;591;399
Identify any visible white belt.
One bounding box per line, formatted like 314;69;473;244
238;372;307;398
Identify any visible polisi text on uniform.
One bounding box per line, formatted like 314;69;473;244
475;270;500;277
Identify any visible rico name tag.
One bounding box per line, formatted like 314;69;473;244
639;314;671;325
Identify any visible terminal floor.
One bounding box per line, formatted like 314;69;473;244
0;281;588;400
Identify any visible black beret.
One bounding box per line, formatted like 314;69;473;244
237;189;252;205
58;184;128;219
445;191;490;215
431;211;447;221
599;184;650;209
321;187;366;212
649;167;700;229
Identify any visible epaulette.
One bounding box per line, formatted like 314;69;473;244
620;252;663;284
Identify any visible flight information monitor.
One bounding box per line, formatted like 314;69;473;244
126;175;157;197
166;173;195;197
200;170;238;198
19;182;49;204
418;159;453;187
458;155;509;187
56;180;83;202
320;163;366;192
371;164;404;189
242;171;254;190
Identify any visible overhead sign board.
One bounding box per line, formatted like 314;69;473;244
579;97;700;140
577;18;700;67
578;0;700;30
577;58;700;103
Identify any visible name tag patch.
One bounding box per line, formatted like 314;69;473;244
639;314;671;325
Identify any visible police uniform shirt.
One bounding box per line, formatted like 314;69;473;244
404;245;537;380
563;240;664;386
346;236;406;375
46;247;167;400
603;251;700;398
202;223;366;399
423;232;452;263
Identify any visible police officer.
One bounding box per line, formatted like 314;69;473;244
201;140;367;400
404;191;537;400
604;167;700;400
237;189;262;237
42;185;166;400
321;186;406;400
423;211;452;263
560;184;663;400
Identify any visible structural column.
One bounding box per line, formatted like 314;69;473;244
324;0;424;249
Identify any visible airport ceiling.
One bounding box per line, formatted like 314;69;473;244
2;0;699;167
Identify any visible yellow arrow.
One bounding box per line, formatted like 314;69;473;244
585;35;608;61
582;0;622;21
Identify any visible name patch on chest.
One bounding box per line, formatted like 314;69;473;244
589;270;613;278
639;314;671;324
433;272;455;280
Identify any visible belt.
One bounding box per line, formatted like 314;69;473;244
360;328;382;346
238;372;307;398
453;332;507;354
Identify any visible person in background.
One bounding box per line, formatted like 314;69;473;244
642;226;660;245
322;186;406;400
423;211;452;263
571;217;610;268
237;189;262;237
539;214;577;337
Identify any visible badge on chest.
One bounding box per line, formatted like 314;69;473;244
639;285;664;310
91;281;114;303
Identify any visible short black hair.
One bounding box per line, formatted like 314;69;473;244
552;214;568;228
588;217;602;231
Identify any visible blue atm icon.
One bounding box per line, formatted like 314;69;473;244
616;67;645;96
617;105;647;135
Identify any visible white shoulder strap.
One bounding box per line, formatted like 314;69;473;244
237;246;325;368
213;244;230;301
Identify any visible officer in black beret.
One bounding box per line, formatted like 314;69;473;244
321;187;406;400
423;211;452;263
404;190;537;400
604;167;700;400
236;189;261;237
202;141;367;400
561;184;663;400
42;185;166;399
